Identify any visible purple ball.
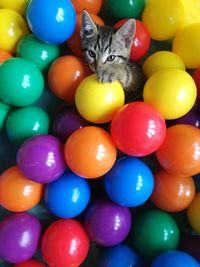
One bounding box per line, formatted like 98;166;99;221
84;198;132;247
0;213;41;263
173;104;200;128
52;107;90;142
17;134;66;183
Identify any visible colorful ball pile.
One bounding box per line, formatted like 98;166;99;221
0;0;200;266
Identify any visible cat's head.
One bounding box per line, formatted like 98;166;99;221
81;10;136;72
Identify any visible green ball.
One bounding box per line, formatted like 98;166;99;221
130;209;180;260
0;58;44;107
16;34;60;73
6;106;50;145
0;100;11;131
104;0;145;19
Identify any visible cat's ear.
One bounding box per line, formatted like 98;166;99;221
115;19;136;48
81;10;98;38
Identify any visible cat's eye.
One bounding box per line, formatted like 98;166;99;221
88;50;96;58
107;55;116;62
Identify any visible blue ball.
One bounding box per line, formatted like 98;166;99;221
99;244;144;267
45;171;91;218
104;157;154;207
26;0;76;44
151;250;200;267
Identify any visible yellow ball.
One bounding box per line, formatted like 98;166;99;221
0;9;29;53
143;51;185;78
143;69;197;120
172;23;200;69
180;0;200;26
187;193;200;234
75;74;125;124
142;0;185;41
0;0;29;14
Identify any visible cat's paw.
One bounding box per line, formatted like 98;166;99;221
96;68;117;83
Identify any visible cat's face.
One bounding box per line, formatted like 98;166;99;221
81;11;136;72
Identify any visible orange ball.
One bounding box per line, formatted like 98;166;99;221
64;126;117;179
71;0;103;14
150;169;195;212
48;55;91;102
0;166;44;212
0;49;12;64
67;13;104;57
156;124;200;176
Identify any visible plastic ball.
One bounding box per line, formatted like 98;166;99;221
6;106;50;145
76;74;125;124
156;124;200;176
151;250;200;267
130;209;180;260
84;198;132;246
45;171;91;218
111;102;166;157
99;244;144;267
26;0;76;44
143;69;197;120
181;0;200;26
104;0;145;19
67;13;104;57
64;126;117;179
0;99;11;131
0;9;29;52
52;107;91;143
0;49;12;64
187;192;200;234
41;219;89;267
0;213;41;263
104;157;154;207
71;0;102;14
48;55;91;102
172;23;200;69
0;165;44;212
16;34;60;73
0;0;28;14
17;135;66;184
114;19;150;62
142;0;185;41
192;68;200;102
143;51;185;78
0;58;44;107
14;259;45;267
150;169;195;212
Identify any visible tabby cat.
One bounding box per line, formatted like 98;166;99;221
80;10;145;102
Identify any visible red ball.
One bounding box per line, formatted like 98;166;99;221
41;219;89;267
114;19;150;61
14;259;45;267
111;102;166;156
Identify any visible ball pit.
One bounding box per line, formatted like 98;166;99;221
1;0;200;266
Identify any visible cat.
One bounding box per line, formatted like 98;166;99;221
80;10;145;102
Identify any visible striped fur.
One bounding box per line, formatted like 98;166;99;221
81;10;144;102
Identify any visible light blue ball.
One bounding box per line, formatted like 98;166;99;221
104;157;154;207
26;0;76;44
151;250;200;267
45;171;91;218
